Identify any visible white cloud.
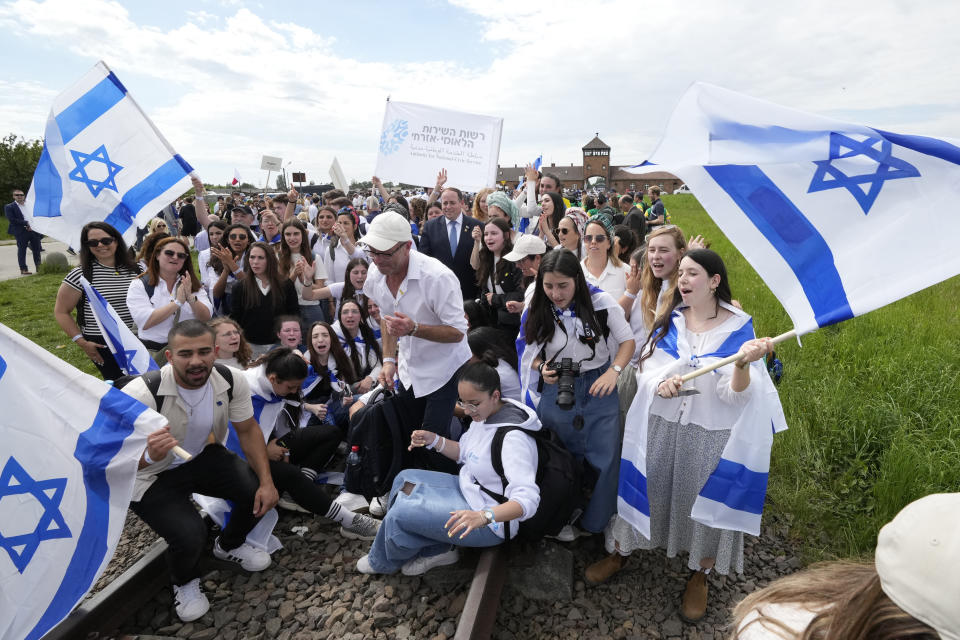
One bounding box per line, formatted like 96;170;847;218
2;0;959;189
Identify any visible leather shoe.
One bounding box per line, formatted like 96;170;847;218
20;270;32;275
680;571;708;622
584;552;627;585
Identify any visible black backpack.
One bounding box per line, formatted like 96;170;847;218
477;426;585;542
114;363;235;409
343;386;407;500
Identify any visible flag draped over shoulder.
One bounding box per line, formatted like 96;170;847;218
626;82;960;335
24;60;193;249
78;276;158;375
0;323;164;640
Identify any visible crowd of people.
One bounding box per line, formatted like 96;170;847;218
30;170;956;639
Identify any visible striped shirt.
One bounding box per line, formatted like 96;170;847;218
63;261;142;336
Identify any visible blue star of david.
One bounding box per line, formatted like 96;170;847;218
0;457;72;573
808;132;920;214
68;144;123;197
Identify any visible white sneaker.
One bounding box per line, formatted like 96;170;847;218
173;578;209;622
213;537;272;572
334;491;369;513
356;554;379;574
368;494;389;517
340;513;382;541
401;549;459;576
545;524;582;543
277;492;310;513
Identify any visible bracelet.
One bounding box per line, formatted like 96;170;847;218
410;321;420;337
437;437;446;453
383;357;397;364
232;268;242;276
143;450;155;465
426;433;440;450
174;299;184;308
71;334;83;342
624;291;638;299
537;361;545;375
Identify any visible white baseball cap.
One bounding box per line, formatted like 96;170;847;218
875;492;960;640
503;234;548;262
360;211;411;251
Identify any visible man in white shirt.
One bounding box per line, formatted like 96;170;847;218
360;212;472;438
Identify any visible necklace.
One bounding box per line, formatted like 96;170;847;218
180;383;210;418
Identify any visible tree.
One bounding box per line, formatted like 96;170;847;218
0;134;43;211
276;174;287;191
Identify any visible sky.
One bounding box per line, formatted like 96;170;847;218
1;0;958;190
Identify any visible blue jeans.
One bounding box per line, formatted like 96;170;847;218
366;469;502;573
538;366;620;533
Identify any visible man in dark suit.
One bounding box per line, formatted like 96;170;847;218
417;187;481;300
5;188;42;275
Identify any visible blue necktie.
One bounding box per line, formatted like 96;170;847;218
448;219;458;254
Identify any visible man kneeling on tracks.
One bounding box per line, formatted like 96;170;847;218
124;320;279;622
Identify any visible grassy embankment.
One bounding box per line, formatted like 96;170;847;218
1;197;958;561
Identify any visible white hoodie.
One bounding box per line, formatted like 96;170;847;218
456;398;541;539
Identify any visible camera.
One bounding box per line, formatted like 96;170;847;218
554;357;580;410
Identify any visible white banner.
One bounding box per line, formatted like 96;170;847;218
260;155;282;171
329;157;348;192
374;101;503;192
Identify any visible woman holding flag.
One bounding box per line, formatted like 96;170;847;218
54;221;141;380
585;249;786;624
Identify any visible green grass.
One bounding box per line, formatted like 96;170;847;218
2;204;958;562
662;194;960;561
0;215;9;239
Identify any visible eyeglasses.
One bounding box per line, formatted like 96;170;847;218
84;237;116;247
228;233;248;240
162;249;188;260
584;234;608;244
364;244;405;259
554;227;571;236
456;399;481;412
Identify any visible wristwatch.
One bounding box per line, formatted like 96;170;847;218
612;364;623;373
482;509;496;524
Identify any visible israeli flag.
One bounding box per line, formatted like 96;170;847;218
626;82;960;335
0;323;164;640
24;61;194;249
516;154;543;190
78;276;158;375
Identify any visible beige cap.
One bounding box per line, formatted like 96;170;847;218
503;234;547;262
876;492;960;640
360;211;411;251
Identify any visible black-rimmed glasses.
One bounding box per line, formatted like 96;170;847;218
84;237;116;247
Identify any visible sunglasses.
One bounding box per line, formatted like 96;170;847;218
228;233;248;240
584;234;608;244
554;227;572;236
84;237;116;247
163;249;188;260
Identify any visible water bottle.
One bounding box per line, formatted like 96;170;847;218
346;445;361;467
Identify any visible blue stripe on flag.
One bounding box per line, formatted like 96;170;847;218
709;120;825;145
657;320;679;359
54;75;126;144
618;459;650;517
702;318;754;359
31;142;64;218
25;387;141;640
104;155;192;234
872;128;960;167
697;458;768;515
704;165;853;327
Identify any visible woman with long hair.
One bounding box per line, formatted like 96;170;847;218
230;242;299;356
321;207;365;287
307;257;368;317
136;230;168;270
126;237;212;354
303;321;358;431
240;348;380;539
587;250;784;625
198;219;227;298
471;187;493;223
278;219;328;333
518;249;634;540
331;299;382;394
209;223;254;315
210;317;252;369
470;217;524;341
535;191;566;247
581;213;630;299
54;221;141;380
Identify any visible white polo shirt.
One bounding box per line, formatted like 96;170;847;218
364;251;471;397
581;257;630;300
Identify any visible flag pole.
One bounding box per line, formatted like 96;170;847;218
172;445;192;460
678;329;796;383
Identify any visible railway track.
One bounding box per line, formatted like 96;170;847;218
44;537;509;640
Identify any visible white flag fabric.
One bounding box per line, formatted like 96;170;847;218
0;323;164;640
626;82;960;335
374;101;503;192
232;169;241;186
78;276;158;375
329;157;348;193
24;60;193;249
